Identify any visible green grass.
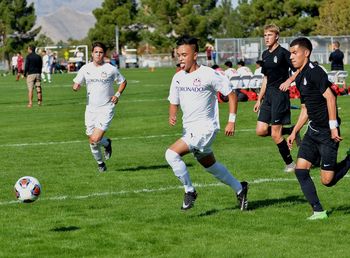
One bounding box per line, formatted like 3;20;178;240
0;67;350;258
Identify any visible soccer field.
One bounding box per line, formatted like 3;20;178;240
0;68;350;257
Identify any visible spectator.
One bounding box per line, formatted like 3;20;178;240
224;61;237;79
254;60;263;75
236;60;253;76
16;52;24;81
24;45;43;108
41;50;51;83
205;45;213;66
329;41;344;71
11;54;18;76
50;53;57;74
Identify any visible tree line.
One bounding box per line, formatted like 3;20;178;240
1;0;350;66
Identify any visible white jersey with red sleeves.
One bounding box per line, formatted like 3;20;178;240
168;65;232;132
73;62;125;108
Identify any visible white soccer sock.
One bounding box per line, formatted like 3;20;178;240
90;143;103;164
100;137;109;147
47;73;51;82
205;162;242;193
165;149;194;193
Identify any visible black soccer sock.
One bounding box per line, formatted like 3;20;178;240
295;169;323;212
277;139;293;165
282;125;294;135
325;156;350;187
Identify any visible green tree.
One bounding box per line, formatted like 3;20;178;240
88;0;138;51
137;0;223;52
237;0;321;37
210;0;244;39
315;0;350;35
0;0;39;66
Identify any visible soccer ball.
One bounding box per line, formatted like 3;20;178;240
14;176;41;203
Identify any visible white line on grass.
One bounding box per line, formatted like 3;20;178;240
0;177;298;206
0;129;255;148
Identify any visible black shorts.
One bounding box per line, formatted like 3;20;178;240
298;126;339;171
258;87;291;125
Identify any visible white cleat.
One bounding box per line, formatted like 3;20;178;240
284;161;296;173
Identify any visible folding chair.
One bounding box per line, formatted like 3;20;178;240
230;75;241;90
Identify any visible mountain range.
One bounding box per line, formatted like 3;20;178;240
28;0;103;42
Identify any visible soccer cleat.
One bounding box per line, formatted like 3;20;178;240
236;181;248;211
104;139;112;160
295;131;302;147
181;191;197;210
284;161;296;173
307;210;328;220
98;162;107;172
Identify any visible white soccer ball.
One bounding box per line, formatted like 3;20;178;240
14;176;41;203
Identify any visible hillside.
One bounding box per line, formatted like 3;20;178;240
35;6;96;42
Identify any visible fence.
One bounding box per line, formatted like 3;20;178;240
215;36;350;66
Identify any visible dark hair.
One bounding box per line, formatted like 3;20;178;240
28;45;36;52
237;60;245;66
256;60;263;66
290;37;313;55
211;64;220;70
333;41;340;48
92;41;107;53
224;61;233;68
176;35;199;52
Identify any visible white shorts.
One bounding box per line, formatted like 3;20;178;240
181;128;218;159
85;103;115;136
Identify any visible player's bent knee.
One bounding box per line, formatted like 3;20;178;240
36;86;42;93
256;128;267;137
89;136;100;145
165;149;186;176
165;149;179;164
321;177;334;187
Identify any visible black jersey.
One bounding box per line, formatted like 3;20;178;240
261;45;293;89
295;61;339;129
329;49;344;71
24;52;42;76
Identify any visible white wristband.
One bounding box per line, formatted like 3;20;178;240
114;92;121;98
228;113;236;123
329;120;338;129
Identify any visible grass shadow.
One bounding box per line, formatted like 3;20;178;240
50;226;80;232
197;195;306;217
328;205;350;215
116;163;194;172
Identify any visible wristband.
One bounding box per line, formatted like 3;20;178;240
329;120;338;129
228;113;236;123
114;92;121;98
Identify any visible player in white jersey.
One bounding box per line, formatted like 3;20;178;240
73;42;127;172
41;50;51;83
165;36;249;211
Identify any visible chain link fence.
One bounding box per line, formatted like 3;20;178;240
215;36;350;66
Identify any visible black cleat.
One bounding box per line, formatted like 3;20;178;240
104;139;112;160
236;181;248;211
98;162;107;173
181;191;197;210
